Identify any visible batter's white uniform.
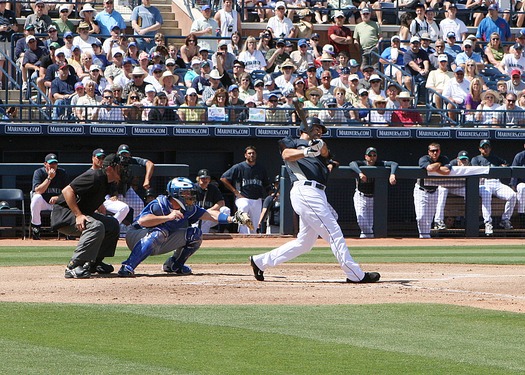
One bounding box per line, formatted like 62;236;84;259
251;136;366;281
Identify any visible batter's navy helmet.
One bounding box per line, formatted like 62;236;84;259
300;116;327;134
166;177;197;210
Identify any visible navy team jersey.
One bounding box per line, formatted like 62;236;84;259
221;161;269;200
471;154;506;167
32;167;69;203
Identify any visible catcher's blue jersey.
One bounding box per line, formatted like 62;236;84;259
133;195;206;235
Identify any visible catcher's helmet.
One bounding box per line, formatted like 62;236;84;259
300;117;327;135
166;177;197;210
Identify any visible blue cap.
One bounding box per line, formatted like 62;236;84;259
447;31;456;38
325;97;337;106
341;67;350;74
64;31;74;38
201;4;210;10
298;39;307;47
152;63;163;72
228;84;239;92
454;66;464;73
122;57;134;65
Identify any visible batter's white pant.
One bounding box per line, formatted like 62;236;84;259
353;190;374;238
103;198;130;224
235;197;262;234
193;206;231;233
252;183;365;281
481;179;517;222
30;193;53;226
414;184;438;238
516;183;525;213
434;186;465;223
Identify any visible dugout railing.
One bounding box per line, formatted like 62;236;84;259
279;165;525;238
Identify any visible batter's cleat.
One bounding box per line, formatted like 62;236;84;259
485;222;493;236
250;256;264;281
117;264;135;277
347;272;381;284
64;262;91;279
499;220;513;230
434;220;446;230
90;261;114;274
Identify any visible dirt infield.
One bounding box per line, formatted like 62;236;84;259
1;237;525;313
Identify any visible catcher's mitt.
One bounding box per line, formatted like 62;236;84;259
232;210;254;230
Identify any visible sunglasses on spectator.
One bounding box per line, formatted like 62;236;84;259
428;149;439;152
269;99;278;102
188;93;197;97
464;45;472;48
309;93;319;97
400;99;410;102
492;38;500;40
368;153;377;157
321;77;330;80
104;96;113;99
360;93;368;96
507;99;516;102
130;96;139;99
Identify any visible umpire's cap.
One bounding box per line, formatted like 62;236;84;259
479;139;491;148
117;144;131;155
198;169;210;178
458;150;469;160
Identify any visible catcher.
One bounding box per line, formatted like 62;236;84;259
118;177;252;277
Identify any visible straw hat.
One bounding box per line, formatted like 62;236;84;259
373;95;387;104
131;67;146;76
280;58;296;72
160;71;175;86
306;87;323;100
481;89;498;101
320;52;333;62
398;91;414;99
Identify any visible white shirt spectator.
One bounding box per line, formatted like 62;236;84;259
442;77;470;105
500;53;525;76
439;17;468;42
238;49;267;73
267;16;294;39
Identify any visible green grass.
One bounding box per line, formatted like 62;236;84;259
1;303;524;374
2;245;525;266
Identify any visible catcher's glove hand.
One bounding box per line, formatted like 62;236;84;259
232;210;254;230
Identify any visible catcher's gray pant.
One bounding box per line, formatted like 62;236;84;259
414;184;438;239
125;226;201;257
30;193;53;226
481;179;517;222
353;190;374;238
235;197;262;234
515;183;525;213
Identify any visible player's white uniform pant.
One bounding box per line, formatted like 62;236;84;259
252;182;365;281
481;179;517;222
103;197;130;223
414;184;438;238
235;197;262;234
353;190;374;238
30;193;53;225
515;182;525;213
434;186;465;223
193;206;231;233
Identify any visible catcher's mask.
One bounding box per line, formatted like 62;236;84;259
103;153;131;182
166;177;197;211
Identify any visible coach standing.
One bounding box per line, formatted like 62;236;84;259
221;146;270;234
51;154;124;279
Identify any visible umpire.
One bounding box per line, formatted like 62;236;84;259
51;153;125;279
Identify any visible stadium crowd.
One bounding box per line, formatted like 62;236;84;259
2;0;525;126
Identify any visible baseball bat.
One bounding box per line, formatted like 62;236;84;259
292;97;308;126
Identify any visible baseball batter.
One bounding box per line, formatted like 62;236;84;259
250;117;380;283
119;177;251;277
221;146;270;234
349;147;398;239
414;142;450;239
471;139;516;230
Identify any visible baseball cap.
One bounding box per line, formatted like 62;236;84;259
307;65;317;72
191;58;202;66
488;3;498;10
454;66;464;73
447;31;456;38
58;62;69;70
117;144;131;155
72;45;81;52
63;31;74;38
361;7;371;13
228;84;239;92
145;84;156;93
25;24;35;30
268;92;279;99
201;4;210;10
349;59;359;67
201;60;210;68
74;82;84;89
438;54;448;62
276;38;285;46
391;35;401;43
311;33;320;40
359;88;368;95
92;148;106;157
49;42;61;49
112;49;124;57
369;74;381;82
414;2;425;8
254;79;264;87
479;139;491;148
165;58;176;65
323;44;335;55
420;32;431;41
349;74;359;81
298;39;307;47
45;153;58;163
25;35;36;43
333;10;345;18
519;29;525;38
410;36;421;44
514;43;524;50
111;25;121;31
457;150;469;160
48;24;57;32
448;3;458;8
90;64;101;71
91;40;102;47
198;169;210;178
365;147;377;155
218;39;229;47
152;63;163;72
341;67;350;75
325;97;337;107
122;57;134;65
463;39;472;47
186;87;197;96
102;154;121;168
511;69;522;77
275;1;286;9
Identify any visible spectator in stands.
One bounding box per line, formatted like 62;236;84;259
76;80;100;121
148;63;164;85
68;45;83;71
0;0;17;88
367;74;384;101
439;4;467;42
56;31;74;59
73;22;100;56
403;36;430;93
191;60;211;95
256;30;274;56
88;65;108;94
178;87;206;123
391;91;422;126
235;72;252;102
419;33;435;55
409;3;428;38
266;1;295;39
385;82;400;109
476;4;511;42
131;0;162;52
358;65;375;90
203;69;225;105
328;10;353;56
274;58;296;91
238;36;267;73
30;153;69;240
455;39;484;71
304;87;323;117
45;24;62;49
111;83;124;104
355;88;373;121
380;35;406;85
37;41;58;94
475;89;499;125
149;52;165;73
316;52;339;81
148;91;178;123
506;69;525;95
51;62;77;120
53;4;75;34
426;54;453;111
353;7;381;70
180;34;200;68
25;0;51;34
334;51;350;74
484;32;505;66
308;33;322;59
91;41;108;69
124;67;148;101
228;84;246;122
425;8;439;42
295;9;314;39
318;70;335;102
190;5;219;54
346;73;360;105
366;96;391;126
96;0;126;36
140;84;156;120
92;88;125;122
159;71;183;106
305;65;319;90
22;35;47;93
184;57;201;88
465;77;483;120
76;52;94;80
70;81;85;106
333;86;358;122
213;40;236;74
290;77;305;101
444;32;462;60
442;66;469;122
111;57;132;91
398;12;413;50
499;43;525;76
264;92;286;124
428;39;454;71
319;97;346;125
102;25;122;56
265;38;289;73
464;59;486;89
214;0;242;42
16;24;37;67
79;3;99;35
492;92;525;126
104;49;124;86
290;39;314;74
330;67;351;91
228;31;242;57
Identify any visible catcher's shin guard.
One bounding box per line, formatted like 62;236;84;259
124;230;165;269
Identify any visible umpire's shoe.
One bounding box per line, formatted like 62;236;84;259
64;261;91;279
90;261;115;274
347;272;381;284
250;256;264;281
